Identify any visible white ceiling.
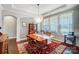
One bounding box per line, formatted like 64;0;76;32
1;4;77;18
13;4;63;14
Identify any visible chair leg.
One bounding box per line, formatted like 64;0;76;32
72;36;76;46
64;35;66;43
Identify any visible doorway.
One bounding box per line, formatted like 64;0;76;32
3;15;17;38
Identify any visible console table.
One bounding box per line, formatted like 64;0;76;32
0;34;8;53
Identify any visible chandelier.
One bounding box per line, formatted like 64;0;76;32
34;4;43;23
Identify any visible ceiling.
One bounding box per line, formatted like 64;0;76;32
1;4;77;18
13;4;63;14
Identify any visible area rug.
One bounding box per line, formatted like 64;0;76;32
50;45;67;54
62;43;79;54
24;40;67;54
17;40;79;54
17;42;28;54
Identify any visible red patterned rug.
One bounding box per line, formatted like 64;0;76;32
24;40;68;54
17;40;79;54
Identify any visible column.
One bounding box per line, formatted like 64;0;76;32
16;17;21;41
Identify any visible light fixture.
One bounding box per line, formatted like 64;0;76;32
34;4;43;23
23;22;26;26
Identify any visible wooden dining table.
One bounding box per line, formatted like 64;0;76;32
28;34;46;41
27;33;49;43
27;34;48;48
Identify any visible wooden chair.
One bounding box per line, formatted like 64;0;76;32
64;32;76;45
8;38;19;54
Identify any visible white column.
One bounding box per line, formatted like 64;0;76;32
16;17;21;41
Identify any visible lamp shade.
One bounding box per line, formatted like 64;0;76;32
34;16;43;23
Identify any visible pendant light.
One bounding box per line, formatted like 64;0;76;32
34;4;43;23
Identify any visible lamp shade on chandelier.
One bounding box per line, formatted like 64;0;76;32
34;15;43;23
34;4;43;24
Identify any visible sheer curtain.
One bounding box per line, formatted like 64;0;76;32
59;12;73;35
41;11;73;35
50;16;59;34
42;18;50;32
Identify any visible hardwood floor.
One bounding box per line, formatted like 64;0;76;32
8;38;19;54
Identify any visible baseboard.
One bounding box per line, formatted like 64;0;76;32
16;37;27;43
9;37;16;39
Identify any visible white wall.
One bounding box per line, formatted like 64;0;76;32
0;5;3;32
20;17;33;39
0;11;2;32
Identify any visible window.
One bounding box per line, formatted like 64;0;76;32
50;16;59;34
42;18;50;32
59;12;73;35
41;11;73;35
